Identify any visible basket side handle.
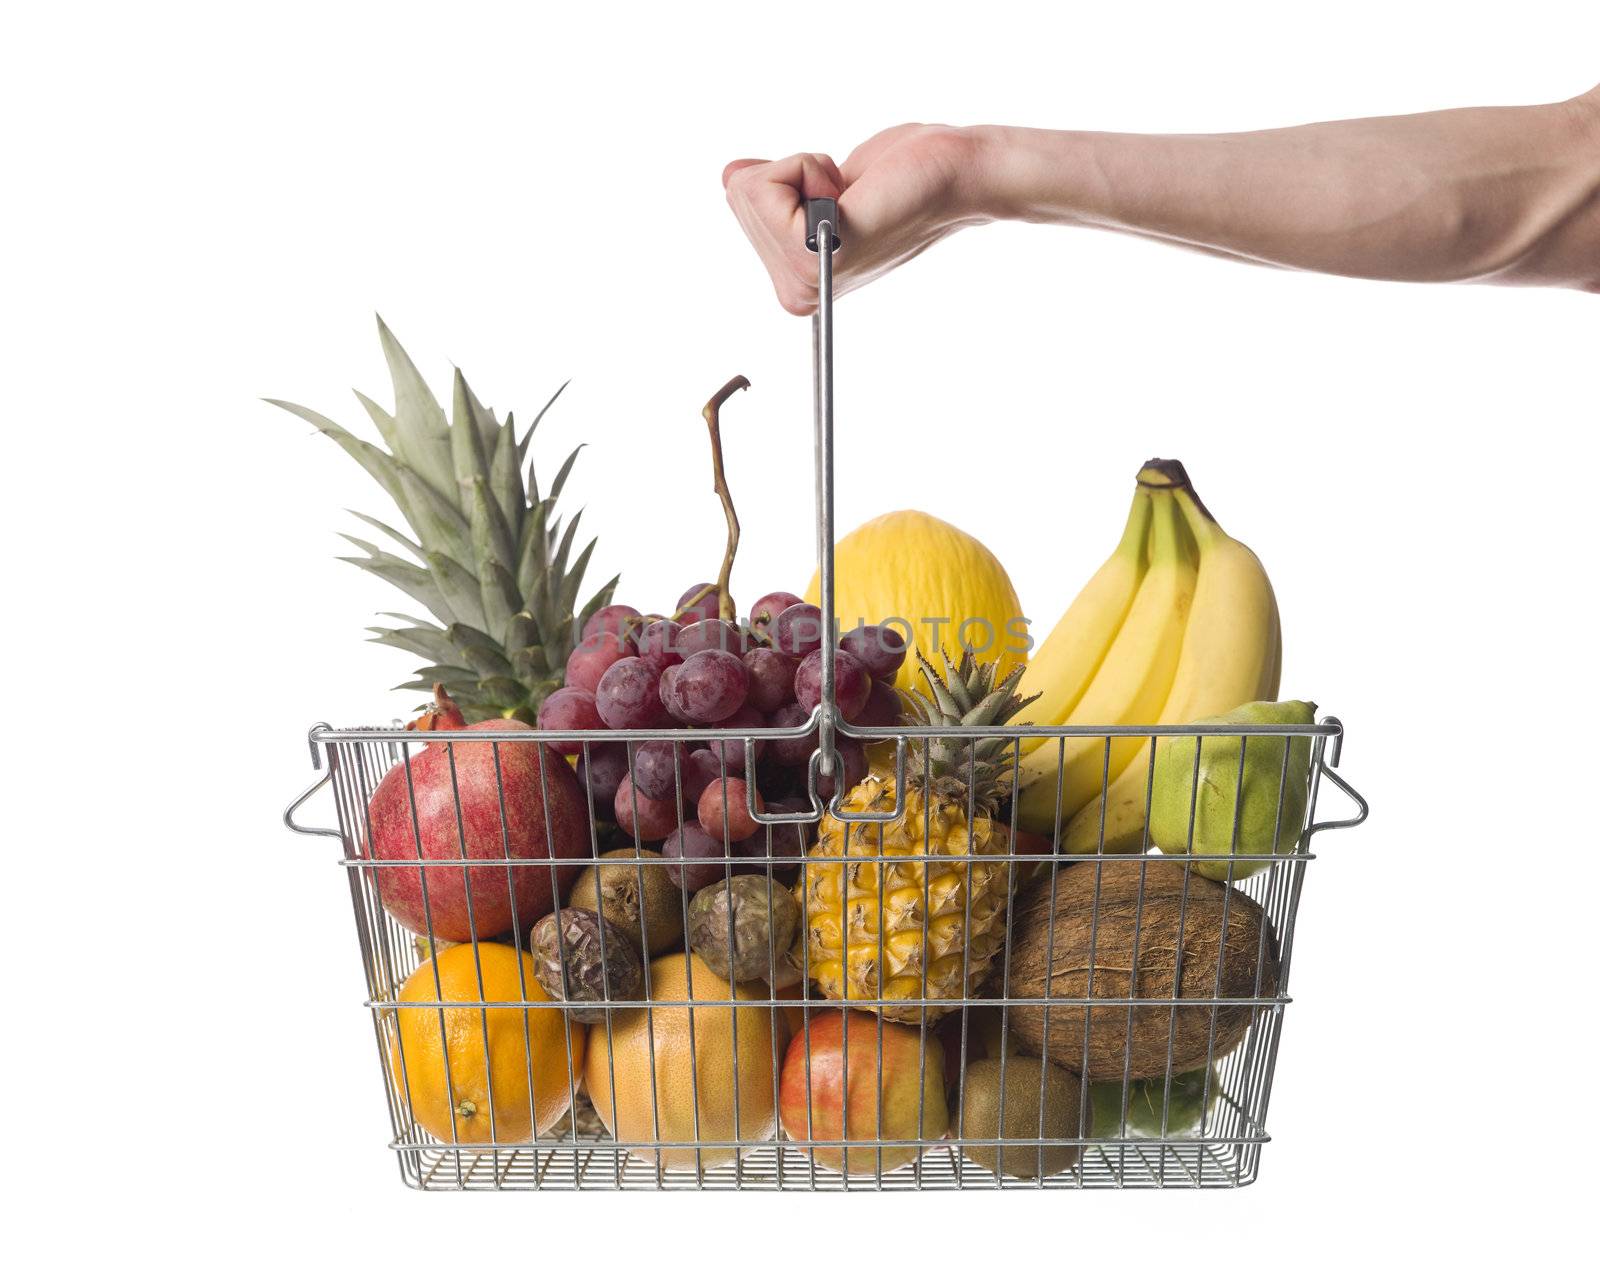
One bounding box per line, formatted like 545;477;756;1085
1305;720;1369;839
283;769;341;839
285;722;341;840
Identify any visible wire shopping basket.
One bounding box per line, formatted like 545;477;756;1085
283;201;1370;1190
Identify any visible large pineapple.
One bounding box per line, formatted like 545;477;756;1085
271;317;616;722
799;651;1037;1023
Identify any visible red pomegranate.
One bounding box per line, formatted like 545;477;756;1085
367;717;589;942
404;683;468;742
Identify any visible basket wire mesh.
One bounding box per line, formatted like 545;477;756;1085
282;201;1368;1190
288;717;1365;1191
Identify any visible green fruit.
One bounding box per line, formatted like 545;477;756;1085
956;1057;1086;1180
1089;1066;1216;1139
1148;699;1316;881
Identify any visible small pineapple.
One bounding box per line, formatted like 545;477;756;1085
798;651;1037;1022
271;318;617;722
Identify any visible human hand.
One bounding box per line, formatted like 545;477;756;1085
726;92;1600;303
722;124;989;315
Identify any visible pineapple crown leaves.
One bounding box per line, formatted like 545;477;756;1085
268;316;618;722
899;650;1039;812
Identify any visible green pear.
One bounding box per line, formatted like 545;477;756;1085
1089;1065;1218;1139
1148;700;1316;881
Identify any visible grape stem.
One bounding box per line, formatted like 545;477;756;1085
701;375;750;622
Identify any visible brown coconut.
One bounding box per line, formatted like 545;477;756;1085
1001;861;1280;1081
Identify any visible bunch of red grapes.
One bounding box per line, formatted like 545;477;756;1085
537;583;907;891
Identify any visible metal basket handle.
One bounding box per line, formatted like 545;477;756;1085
1305;718;1370;837
741;197;870;828
284;722;341;840
801;197;929;828
738;204;843;831
283;768;339;840
806;197;842;781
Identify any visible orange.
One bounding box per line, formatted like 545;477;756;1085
388;942;585;1144
585;953;779;1171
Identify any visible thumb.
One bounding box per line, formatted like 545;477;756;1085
791;152;846;200
721;158;764;189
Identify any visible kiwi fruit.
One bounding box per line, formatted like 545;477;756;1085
568;848;684;955
956;1057;1087;1180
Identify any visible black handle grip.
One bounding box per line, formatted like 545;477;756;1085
805;197;841;252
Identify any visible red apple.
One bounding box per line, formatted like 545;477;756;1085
779;1009;949;1174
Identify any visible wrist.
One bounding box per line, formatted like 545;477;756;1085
961;125;1096;227
951;125;1014;224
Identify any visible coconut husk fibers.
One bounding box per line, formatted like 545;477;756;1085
1001;861;1281;1081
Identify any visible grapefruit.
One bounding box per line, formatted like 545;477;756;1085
585;953;779;1170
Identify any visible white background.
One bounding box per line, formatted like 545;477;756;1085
5;0;1594;1250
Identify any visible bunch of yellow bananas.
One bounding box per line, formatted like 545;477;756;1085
1012;459;1281;851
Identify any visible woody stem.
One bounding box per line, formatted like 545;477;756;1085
702;375;750;621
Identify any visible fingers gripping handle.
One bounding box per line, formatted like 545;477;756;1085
805;197;841;252
806;199;840;778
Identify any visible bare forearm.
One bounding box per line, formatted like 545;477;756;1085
966;94;1600;290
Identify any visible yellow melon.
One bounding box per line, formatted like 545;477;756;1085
806;510;1027;694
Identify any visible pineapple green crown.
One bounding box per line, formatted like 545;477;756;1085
269;317;617;722
901;650;1039;812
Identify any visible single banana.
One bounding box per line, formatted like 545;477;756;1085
1014;487;1197;833
1013;486;1153;755
1061;464;1279;854
1260;600;1283;701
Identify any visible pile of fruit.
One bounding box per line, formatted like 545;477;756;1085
286;329;1323;1180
